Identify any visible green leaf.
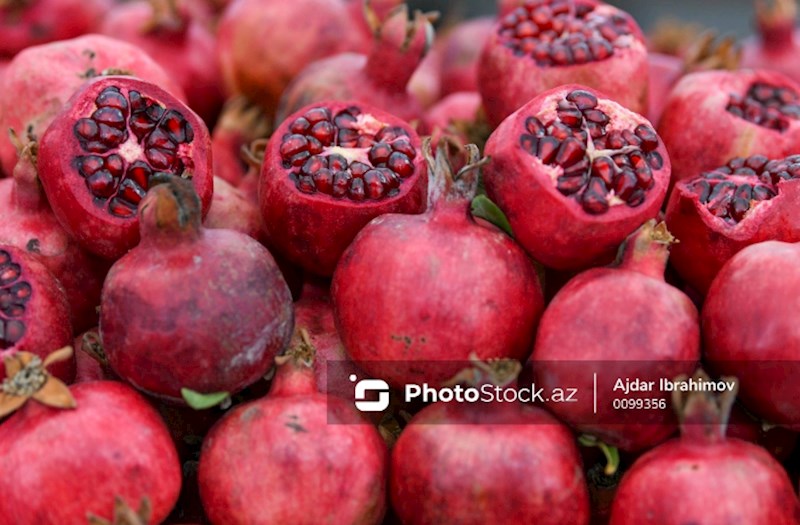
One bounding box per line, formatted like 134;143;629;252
181;388;230;410
578;434;620;476
470;195;513;236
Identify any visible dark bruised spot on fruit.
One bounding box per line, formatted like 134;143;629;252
279;106;416;201
0;249;30;349
72;85;196;218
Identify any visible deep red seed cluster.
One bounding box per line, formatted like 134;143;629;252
726;82;800;131
0;250;29;349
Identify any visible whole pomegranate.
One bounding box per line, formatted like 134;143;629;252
742;0;800;85
0;34;186;177
483;85;670;270
0;371;181;525
211;96;270;187
37;75;213;260
100;176;294;403
423;92;486;148
198;341;388;525
609;372;800;524
216;0;362;114
99;0;224;124
478;0;648;126
658;69;800;185
530;221;700;451
0;245;73;382
332;141;544;389
259;101;428;276
665;154;800;296
438;17;495;97
703;240;800;429
0;0;111;57
276;5;434;124
390;359;590;525
204;176;263;241
0;140;107;333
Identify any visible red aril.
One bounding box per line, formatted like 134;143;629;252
479;0;648;126
483;84;670;270
259;101;428;276
37;75;213;260
665;154;800;296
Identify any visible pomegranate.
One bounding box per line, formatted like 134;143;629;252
99;0;224;124
658;69;800;185
0;138;107;332
483;85;670;271
530;221;700;452
478;0;648;126
439;17;495;97
100;176;294;403
0;34;186;177
390;359;590;525
0;366;182;524
0;245;73;383
211;96;270;187
703;240;800;429
408;43;442;110
608;371;800;524
665;154;800;296
259;101;428;276
204;176;263;241
276;5;434;124
198;339;388;525
0;0;111;57
216;0;363;114
423;92;487;149
37;75;213;260
742;0;800;85
332;141;544;389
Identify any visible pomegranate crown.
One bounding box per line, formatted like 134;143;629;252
672;369;738;443
444;354;522;389
0;346;76;419
138;174;202;240
422;137;489;207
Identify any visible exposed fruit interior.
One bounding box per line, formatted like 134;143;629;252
279;105;417;201
683;154;800;223
72;85;196;218
520;89;663;214
0;250;29;350
725;82;800;131
497;0;636;66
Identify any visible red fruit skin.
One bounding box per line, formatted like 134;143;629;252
703;241;800;429
276;6;432;124
0;34;186;177
658;69;800;185
198;356;388;525
531;222;700;452
332;186;545;389
204;176;263;241
0;381;182;525
423;91;483;146
259;101;428;277
609;438;799;524
99;0;224;124
0;156;108;333
0;0;111;58
483;85;670;271
0;245;73;383
665;177;800;296
390;400;590;525
210;97;269;187
37;75;213;261
439;17;495;97
100;180;294;403
646;52;683;125
478;0;648;126
216;0;362;113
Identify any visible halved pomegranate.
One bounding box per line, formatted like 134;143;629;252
665;154;800;295
37;76;213;260
483;85;670;270
478;0;648;126
259;101;427;276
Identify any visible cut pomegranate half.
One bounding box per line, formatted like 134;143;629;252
666;154;800;295
478;0;648;125
260;100;427;276
38;76;213;260
484;84;670;270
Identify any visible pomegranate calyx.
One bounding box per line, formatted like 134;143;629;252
242;138;268;170
275;328;316;369
423;138;488;207
80;329;108;366
9;133;44;210
443;354;522;389
682;32;741;74
648;18;707;57
616;220;676;279
139;175;202;242
270;328;319;398
142;0;186;34
217;96;271;143
672;369;738;444
87;496;152;525
757;0;797;48
0;346;76;418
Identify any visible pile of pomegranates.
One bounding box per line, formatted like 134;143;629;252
1;0;800;523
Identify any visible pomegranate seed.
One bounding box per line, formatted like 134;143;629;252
313;168;334;194
369;143;393;165
556;173;587;196
516;20;538;38
557;105;583;128
613;168;638;200
93;107;125;127
306;136;323;155
363;170;385;199
582;109;608;125
297;175;315;193
74;118;99;140
96;87;128;111
549;44;573;65
350;162;370;178
279;134;309;158
302;155;327;175
525;116;546;136
117;179;146;204
571;43;591;63
304;107;330;124
332;171;351;197
606;130;625;149
388;152;414;178
520;134;539;154
349;178;366;201
0;263;21;285
310;121;333;144
537;137;561;164
581;178;609;214
328;154;348;172
127;161;152;189
588;38;613;60
105;154;124;177
555;138;585;167
591;157;616;186
391;138;416;158
4;319;25;343
290;117;310;134
634;125;658;151
646;152;664;170
78;155;104;177
86;170;117;198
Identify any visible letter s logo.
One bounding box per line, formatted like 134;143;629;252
350;375;390;412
